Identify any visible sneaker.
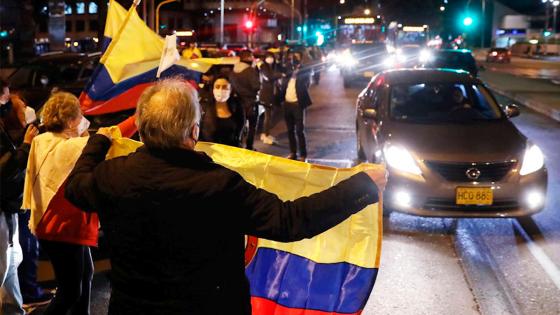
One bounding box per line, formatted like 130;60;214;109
297;156;307;162
262;135;275;145
285;153;297;160
260;133;267;141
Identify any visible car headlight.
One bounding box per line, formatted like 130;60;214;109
341;55;358;67
384;56;396;67
419;49;432;63
519;144;544;176
383;144;422;175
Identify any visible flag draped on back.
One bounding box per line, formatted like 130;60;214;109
79;1;202;116
24;132;382;314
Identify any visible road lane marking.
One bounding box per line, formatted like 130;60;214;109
513;219;560;291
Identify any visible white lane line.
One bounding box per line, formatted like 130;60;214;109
513;219;560;291
306;158;353;168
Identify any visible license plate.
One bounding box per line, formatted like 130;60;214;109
456;187;493;205
363;71;374;78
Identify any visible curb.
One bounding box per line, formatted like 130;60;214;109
486;83;560;123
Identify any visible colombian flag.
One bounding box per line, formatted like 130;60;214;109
100;0;127;52
79;1;202;116
197;144;382;315
23;130;382;315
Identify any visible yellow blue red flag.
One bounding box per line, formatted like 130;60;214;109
79;2;202;116
99;0;127;52
196;143;382;315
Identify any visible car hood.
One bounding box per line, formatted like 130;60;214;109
385;120;526;162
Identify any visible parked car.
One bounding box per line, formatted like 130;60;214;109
422;49;478;76
8;51;101;110
486;48;511;63
356;69;547;217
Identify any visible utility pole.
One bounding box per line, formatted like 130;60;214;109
220;0;224;44
480;0;485;48
291;0;295;40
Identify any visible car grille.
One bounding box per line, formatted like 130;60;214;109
424;198;519;211
425;161;515;182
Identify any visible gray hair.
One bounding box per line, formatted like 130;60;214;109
136;78;200;149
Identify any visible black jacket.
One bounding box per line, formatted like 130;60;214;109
0;121;30;214
258;63;283;106
65;135;378;315
229;62;260;111
0;122;30;246
281;65;312;108
199;95;245;147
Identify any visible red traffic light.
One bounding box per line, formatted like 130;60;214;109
244;20;254;29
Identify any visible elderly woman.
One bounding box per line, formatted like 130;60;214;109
22;92;96;315
65;78;386;314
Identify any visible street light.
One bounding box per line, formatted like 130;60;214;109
364;9;371;15
156;0;179;34
440;6;445;12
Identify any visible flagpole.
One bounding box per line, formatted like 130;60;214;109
100;0;142;65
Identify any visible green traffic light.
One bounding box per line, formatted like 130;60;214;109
0;30;8;38
544;31;552;37
463;17;473;26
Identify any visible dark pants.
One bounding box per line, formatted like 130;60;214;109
284;102;307;157
262;104;273;136
39;240;93;315
17;211;43;301
244;103;259;150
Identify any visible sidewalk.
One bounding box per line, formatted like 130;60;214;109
479;70;560;122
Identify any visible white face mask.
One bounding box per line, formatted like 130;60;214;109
77;116;90;136
213;88;231;103
265;57;274;64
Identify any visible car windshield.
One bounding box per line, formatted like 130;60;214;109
389;82;503;123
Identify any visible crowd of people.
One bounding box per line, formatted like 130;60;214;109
197;48;315;161
0;48;386;314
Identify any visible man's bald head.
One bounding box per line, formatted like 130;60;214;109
136;78;200;149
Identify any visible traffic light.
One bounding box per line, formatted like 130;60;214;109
243;20;255;33
463;16;473;26
0;30;7;38
544;30;552;37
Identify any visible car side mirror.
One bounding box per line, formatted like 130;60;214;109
504;104;520;118
362;108;377;120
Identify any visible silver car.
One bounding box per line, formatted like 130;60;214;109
356;69;547;217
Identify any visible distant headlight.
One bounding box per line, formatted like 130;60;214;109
383;145;422;175
384;55;396;67
519;144;544;176
419;49;432;63
341;55;358;67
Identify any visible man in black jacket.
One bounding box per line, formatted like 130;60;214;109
65;78;386;315
1;80;39;314
282;51;312;161
229;50;260;150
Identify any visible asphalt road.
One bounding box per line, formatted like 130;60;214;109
32;65;560;315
